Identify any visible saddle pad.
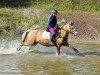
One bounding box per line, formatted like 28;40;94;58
42;31;51;39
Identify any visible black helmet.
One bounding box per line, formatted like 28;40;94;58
51;9;58;14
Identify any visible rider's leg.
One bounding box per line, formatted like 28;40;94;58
51;34;55;44
49;28;55;45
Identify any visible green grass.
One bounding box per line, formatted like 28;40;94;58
0;0;100;39
0;8;48;39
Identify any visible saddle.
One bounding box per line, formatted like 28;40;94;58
42;26;60;45
42;30;60;40
42;31;51;39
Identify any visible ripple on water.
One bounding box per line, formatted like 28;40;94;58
0;41;100;75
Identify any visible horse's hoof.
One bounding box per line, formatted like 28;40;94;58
74;48;79;53
16;47;21;51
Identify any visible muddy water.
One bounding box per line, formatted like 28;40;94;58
0;41;100;75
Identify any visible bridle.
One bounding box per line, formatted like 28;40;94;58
58;23;77;38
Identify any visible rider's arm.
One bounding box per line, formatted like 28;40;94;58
48;15;55;28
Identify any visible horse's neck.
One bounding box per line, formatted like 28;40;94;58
58;29;69;45
60;29;69;38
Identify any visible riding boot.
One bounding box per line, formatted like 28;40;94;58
50;34;55;45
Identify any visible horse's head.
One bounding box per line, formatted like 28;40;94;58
61;21;77;36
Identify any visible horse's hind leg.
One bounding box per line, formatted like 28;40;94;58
16;42;24;51
66;44;79;53
16;46;22;51
29;42;37;50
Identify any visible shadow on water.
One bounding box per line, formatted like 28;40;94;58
78;51;100;56
32;44;100;57
33;51;100;57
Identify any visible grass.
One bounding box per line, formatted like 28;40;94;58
0;7;48;39
0;0;100;39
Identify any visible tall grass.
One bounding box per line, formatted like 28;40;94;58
0;0;100;39
0;8;48;39
29;0;100;13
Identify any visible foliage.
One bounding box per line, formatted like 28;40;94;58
0;8;48;39
0;0;100;39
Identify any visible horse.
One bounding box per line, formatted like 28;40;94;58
17;21;79;55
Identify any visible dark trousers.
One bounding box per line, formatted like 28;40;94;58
51;34;55;43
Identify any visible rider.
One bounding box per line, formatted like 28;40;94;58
47;9;58;45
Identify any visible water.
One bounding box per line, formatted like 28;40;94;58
0;40;100;75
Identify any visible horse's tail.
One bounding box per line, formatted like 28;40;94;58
22;31;29;42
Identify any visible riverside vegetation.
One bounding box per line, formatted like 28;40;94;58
0;0;100;40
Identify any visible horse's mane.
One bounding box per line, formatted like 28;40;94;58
58;19;74;27
58;19;67;27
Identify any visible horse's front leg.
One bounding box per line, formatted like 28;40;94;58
66;44;79;53
56;45;61;55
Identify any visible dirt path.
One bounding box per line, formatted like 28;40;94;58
58;13;100;41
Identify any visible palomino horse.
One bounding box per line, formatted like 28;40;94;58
17;21;79;55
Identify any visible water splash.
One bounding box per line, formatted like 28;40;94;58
0;40;20;54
